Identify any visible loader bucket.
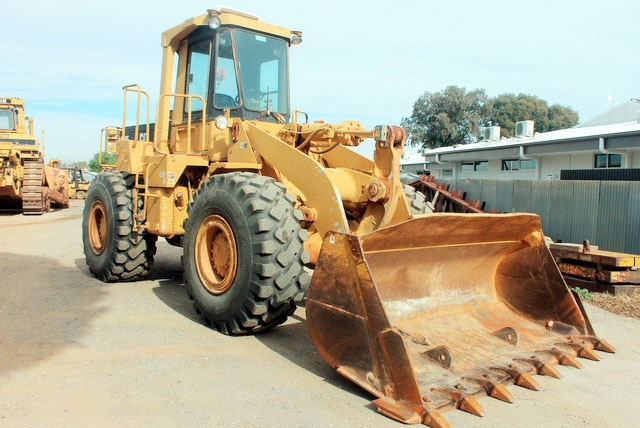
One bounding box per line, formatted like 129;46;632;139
305;213;614;427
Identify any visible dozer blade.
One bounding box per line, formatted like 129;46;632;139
305;213;614;427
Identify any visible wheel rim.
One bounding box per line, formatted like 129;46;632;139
88;200;108;255
195;215;238;295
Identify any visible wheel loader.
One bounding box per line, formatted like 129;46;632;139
67;167;91;199
0;98;69;214
82;8;614;427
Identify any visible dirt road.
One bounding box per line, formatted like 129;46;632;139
1;200;639;427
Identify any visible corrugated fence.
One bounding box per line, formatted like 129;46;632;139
443;179;640;255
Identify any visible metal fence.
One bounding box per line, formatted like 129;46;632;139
443;179;640;255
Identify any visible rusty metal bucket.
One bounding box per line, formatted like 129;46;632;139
305;213;614;427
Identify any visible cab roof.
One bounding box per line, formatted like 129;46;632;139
161;8;292;48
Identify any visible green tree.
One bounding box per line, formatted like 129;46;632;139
404;88;580;146
548;104;579;131
402;85;492;149
70;161;89;170
88;152;116;172
489;94;579;137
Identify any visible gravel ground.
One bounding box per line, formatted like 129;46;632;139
588;292;640;319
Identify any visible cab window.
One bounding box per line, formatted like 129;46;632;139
214;29;239;109
185;39;211;114
0;109;15;130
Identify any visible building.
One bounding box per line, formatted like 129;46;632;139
401;101;640;181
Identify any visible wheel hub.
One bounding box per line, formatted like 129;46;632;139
195;215;237;295
88;200;108;255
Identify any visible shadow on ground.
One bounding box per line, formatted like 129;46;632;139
256;308;373;400
0;252;107;374
139;239;372;402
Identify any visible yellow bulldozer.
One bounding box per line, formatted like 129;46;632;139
82;8;614;427
0;98;69;214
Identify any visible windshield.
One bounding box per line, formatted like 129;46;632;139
233;29;289;115
0;109;15;130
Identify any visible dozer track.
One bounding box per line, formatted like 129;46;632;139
21;159;47;215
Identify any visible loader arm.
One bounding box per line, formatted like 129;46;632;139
244;121;349;235
244;121;411;238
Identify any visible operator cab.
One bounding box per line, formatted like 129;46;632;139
0;99;20;131
181;9;293;124
0;108;16;131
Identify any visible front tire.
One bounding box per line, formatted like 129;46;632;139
183;172;310;335
82;172;157;281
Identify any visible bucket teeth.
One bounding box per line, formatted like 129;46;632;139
579;336;616;353
434;386;484;417
540;363;563;379
561;339;601;361
516;372;539;390
424;410;450;428
559;354;582;368
578;346;600;361
491;365;539;390
458;396;484;417
546;347;583;369
489;384;513;403
515;355;562;379
372;397;423;425
595;338;616;353
465;372;513;403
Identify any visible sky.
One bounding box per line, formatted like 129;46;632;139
3;0;638;163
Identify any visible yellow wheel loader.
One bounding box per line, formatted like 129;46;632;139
0;98;69;214
82;8;614;427
67;167;91;199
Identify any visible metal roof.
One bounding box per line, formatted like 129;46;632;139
410;121;640;164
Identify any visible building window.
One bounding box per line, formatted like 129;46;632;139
475;161;488;171
461;162;474;171
502;159;519;171
461;161;488;172
594;154;622;168
442;169;452;177
502;159;537;171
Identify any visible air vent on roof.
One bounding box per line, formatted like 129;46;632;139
515;120;534;138
482;126;500;141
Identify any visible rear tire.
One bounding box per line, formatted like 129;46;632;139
82;172;157;281
183;172;310;335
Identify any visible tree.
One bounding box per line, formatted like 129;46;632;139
402;85;492;149
403;88;580;146
71;161;89;170
88;152;116;172
548;104;579;131
489;93;547;138
489;93;579;137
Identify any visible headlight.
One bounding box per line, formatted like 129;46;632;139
215;116;229;130
208;15;222;29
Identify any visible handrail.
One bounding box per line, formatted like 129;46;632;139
157;93;207;154
98;126;120;168
122;84;151;146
